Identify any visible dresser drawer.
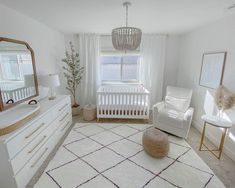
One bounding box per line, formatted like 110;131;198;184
51;105;71;136
52;97;71;117
57;107;71;124
59;117;72;133
11;106;71;175
54;106;72;140
15;109;72;188
15;132;56;188
11;122;55;175
0;95;73;188
6;111;53;159
57;114;72;140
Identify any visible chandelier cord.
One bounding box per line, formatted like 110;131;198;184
125;3;128;27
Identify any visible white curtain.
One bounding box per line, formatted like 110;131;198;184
140;34;166;106
78;33;100;106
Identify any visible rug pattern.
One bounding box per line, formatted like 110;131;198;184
34;123;225;188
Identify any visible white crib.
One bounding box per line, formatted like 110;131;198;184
97;85;150;120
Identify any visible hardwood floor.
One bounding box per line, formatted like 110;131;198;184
187;126;235;188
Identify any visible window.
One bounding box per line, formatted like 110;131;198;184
0;53;32;81
100;54;140;82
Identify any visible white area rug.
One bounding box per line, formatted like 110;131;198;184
34;123;225;188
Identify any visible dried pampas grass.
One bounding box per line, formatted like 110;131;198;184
214;85;235;110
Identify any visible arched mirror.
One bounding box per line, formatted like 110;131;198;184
0;37;39;111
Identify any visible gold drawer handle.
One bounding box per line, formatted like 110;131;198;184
25;123;45;139
60;121;70;132
30;147;48;168
59;104;68;112
59;113;69;122
28;135;47;154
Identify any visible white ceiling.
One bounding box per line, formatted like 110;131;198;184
0;0;235;34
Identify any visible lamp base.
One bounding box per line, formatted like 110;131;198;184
48;87;56;100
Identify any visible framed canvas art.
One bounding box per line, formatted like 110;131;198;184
199;52;226;89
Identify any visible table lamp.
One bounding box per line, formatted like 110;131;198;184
41;74;60;100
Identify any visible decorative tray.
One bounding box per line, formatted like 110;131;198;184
0;103;40;136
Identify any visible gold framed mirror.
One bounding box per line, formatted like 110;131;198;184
0;37;39;111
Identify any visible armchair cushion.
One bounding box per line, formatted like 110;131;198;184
157;108;185;129
165;96;189;112
165;86;193;112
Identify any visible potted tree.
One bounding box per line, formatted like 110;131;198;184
62;42;84;116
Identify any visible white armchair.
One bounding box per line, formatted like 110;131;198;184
153;86;194;139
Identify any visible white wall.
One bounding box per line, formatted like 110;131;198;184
163;35;181;95
178;14;235;161
0;4;66;98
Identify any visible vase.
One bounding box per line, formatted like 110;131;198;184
218;109;224;121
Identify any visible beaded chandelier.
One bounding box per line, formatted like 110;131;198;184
112;2;142;51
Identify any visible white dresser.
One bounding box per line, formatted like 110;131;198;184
0;95;72;188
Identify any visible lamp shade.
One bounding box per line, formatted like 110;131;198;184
40;74;60;88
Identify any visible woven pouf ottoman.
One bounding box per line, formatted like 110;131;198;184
142;128;169;158
83;104;96;121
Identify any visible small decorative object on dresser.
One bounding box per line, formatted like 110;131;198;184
40;74;60;100
62;42;84;116
0;95;72;188
0;102;40;136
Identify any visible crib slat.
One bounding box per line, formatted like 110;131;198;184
108;94;111;116
113;94;116;116
133;94;135;116
100;94;102;115
141;94;144;116
127;94;129;116
137;94;141;116
111;94;113;116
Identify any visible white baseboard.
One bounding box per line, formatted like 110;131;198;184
192;120;235;162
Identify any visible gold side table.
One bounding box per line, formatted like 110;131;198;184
199;115;232;159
